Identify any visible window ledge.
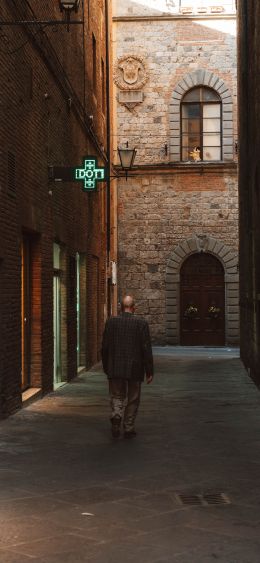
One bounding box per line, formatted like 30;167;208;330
113;14;236;22
114;161;237;177
176;161;236;168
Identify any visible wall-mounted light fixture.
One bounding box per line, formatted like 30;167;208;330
0;0;83;32
59;0;80;30
117;142;137;180
59;0;80;9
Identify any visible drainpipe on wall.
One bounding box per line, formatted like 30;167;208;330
105;0;111;316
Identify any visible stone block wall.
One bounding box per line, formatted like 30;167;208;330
117;166;238;343
113;16;237;166
113;7;238;345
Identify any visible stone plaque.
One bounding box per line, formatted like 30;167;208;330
118;90;144;110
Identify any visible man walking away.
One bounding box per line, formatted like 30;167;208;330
101;295;153;439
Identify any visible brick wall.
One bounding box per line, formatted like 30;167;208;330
0;0;109;416
238;1;260;384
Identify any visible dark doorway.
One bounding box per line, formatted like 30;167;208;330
180;253;225;346
88;255;100;365
21;236;31;390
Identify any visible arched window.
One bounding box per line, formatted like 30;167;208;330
181;86;222;162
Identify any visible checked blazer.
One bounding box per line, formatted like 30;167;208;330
101;312;154;381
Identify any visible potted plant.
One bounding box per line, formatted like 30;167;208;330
208;305;221;319
184;304;198;319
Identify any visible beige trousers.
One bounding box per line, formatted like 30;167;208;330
109;379;141;432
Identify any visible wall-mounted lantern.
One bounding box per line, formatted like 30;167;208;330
59;0;80;30
0;0;82;31
117;143;137;180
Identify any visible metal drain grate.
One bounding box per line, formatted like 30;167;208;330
204;493;230;505
176;492;231;507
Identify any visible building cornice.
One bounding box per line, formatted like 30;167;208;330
113;14;236;23
114;162;237;177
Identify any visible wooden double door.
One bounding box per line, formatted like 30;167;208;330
180;253;225;346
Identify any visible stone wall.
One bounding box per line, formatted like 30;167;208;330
113;9;238;344
113;16;237;166
117;166;238;343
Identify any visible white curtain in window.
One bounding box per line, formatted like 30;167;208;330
203;104;221;160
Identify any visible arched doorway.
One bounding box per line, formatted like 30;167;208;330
180;253;225;346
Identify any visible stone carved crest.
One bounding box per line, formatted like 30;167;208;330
113;55;148;91
120;58;141;85
196;234;209;252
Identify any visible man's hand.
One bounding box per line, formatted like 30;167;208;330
146;374;153;384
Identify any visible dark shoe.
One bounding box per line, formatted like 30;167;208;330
111;415;121;438
124;430;137;439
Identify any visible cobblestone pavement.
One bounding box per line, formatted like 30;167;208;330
1;348;260;562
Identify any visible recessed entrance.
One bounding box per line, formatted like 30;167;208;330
180;253;225;346
21;236;31;391
53;244;62;385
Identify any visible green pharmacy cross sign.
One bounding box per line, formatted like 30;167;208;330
74;157;106;191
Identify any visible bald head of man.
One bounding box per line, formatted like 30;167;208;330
121;295;135;313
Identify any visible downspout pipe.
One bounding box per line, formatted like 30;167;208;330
104;0;112;317
105;0;111;259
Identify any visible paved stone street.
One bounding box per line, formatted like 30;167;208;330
1;348;260;562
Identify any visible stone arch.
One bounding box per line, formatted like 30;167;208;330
166;235;239;345
169;69;234;162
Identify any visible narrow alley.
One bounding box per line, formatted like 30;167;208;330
1;348;260;562
1;2;260;561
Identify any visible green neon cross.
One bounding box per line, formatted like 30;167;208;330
74;157;106;191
